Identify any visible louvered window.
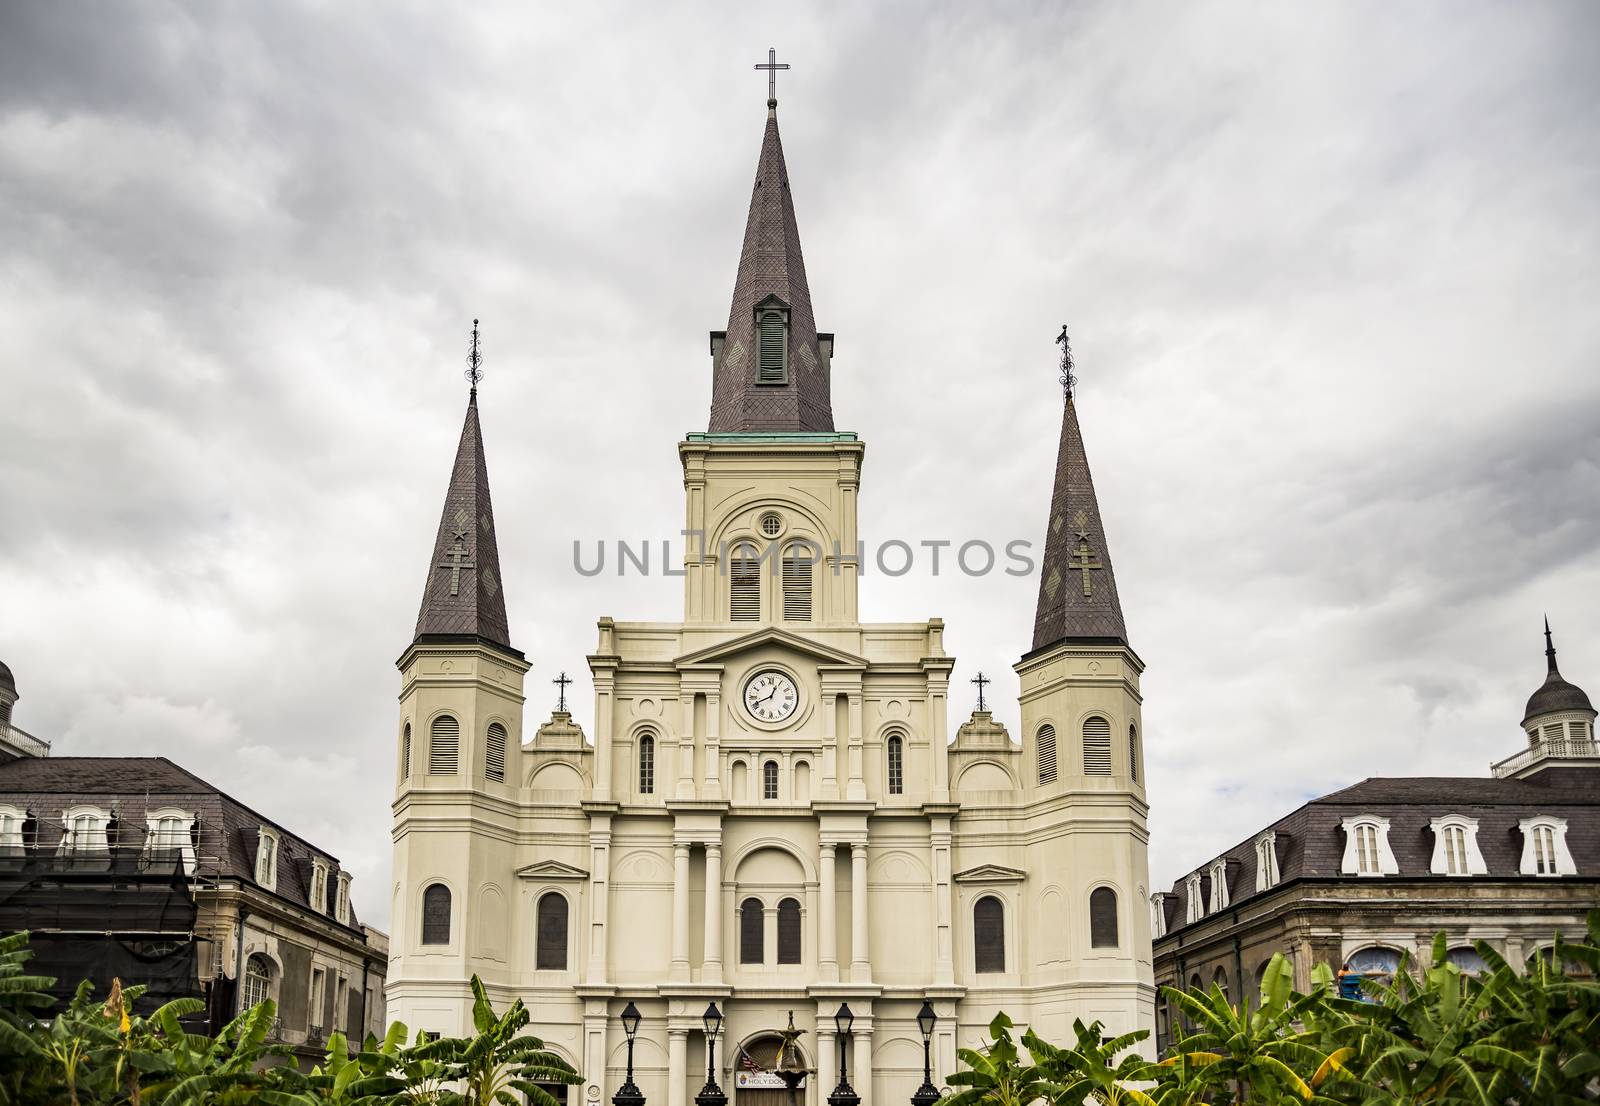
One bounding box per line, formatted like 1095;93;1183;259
758;311;786;383
781;545;813;621
1083;716;1112;775
777;897;802;964
740;898;765;963
1128;725;1139;783
429;715;460;774
1036;724;1057;785
1089;887;1119;948
638;733;655;795
421;883;451;945
536;892;568;970
887;734;904;795
763;761;779;800
485;722;507;782
973;896;1005;973
401;723;411;779
1355;824;1380;874
1441;825;1467;875
1533;825;1557;875
730;544;760;621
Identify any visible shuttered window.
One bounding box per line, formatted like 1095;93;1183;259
1037;724;1057;785
401;723;412;779
421;883;451;945
536;892;568;970
758;311;786;383
887;734;904;795
485;722;507;782
740;898;765;963
777;897;802;964
1083;716;1112;775
974;896;1005;973
638;733;655;795
429;715;460;775
1089;887;1119;948
763;761;779;800
781;545;813;621
730;544;760;621
1128;724;1139;783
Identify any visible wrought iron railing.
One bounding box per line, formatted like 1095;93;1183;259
1491;736;1600;778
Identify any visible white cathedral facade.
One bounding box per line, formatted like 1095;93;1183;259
387;96;1155;1106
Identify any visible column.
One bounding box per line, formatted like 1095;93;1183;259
594;667;616;800
850;842;870;981
672;843;691;978
853;1024;873;1106
668;1028;689;1106
819;843;838;981
704;842;723;981
586;815;613;982
677;694;697;799
703;692;723;797
846;695;866;801
820;692;839;798
582;1002;608;1105
930;816;953;986
817;1026;837;1101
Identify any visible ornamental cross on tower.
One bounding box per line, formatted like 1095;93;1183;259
1069;509;1103;596
440;520;475;596
972;671;990;713
553;671;572;713
755;47;789;105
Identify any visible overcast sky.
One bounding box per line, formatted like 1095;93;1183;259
2;2;1597;929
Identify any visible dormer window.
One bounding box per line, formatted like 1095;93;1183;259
1184;872;1204;922
1518;816;1577;876
145;808;197;874
1429;815;1487;876
1149;892;1168;938
59;806;111;855
1207;858;1230;912
0;805;26;851
1255;830;1281;891
335;871;352;924
1340;815;1399;876
756;303;789;384
256;827;280;890
311;858;331;913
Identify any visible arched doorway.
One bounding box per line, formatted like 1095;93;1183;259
732;1030;810;1106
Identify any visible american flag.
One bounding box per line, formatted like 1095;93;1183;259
738;1050;764;1073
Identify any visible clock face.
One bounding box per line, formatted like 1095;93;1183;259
744;670;799;723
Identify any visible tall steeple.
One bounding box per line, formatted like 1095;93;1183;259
707;66;834;433
413;322;514;653
1031;328;1128;650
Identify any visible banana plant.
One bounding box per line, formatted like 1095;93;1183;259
133;995;290;1105
407;976;580;1106
1022;1018;1159;1106
0;931;54;1103
258;1022;412;1106
943;1012;1056;1106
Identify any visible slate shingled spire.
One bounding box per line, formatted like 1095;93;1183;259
413;387;513;652
707;102;833;432
1031;375;1128;651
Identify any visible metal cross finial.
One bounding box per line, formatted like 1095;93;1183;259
1056;323;1076;400
553;671;573;713
972;671;990;713
755;47;790;106
465;318;484;394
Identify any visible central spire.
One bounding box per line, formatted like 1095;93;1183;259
707;84;834;433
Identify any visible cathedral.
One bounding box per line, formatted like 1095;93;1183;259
386;89;1154;1106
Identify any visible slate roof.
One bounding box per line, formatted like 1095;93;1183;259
0;756;359;930
413;391;515;652
707;104;834;433
1157;768;1600;936
0;659;14;696
1031;394;1129;651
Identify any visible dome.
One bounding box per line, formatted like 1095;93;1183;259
1522;621;1594;725
0;660;14;697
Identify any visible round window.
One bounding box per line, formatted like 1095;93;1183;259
759;512;784;538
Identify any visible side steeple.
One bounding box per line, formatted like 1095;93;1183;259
707;73;834;433
413;321;514;654
1031;327;1128;651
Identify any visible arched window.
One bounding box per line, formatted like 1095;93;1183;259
757;310;787;383
1036;724;1057;785
536;892;568;970
1083;716;1112;774
429;715;460;775
1340;816;1396;876
777;897;802;964
1089;887;1119;948
763;760;779;800
730;543;760;622
242;954;273;1009
740;897;765;963
421;883;451;945
638;732;655;795
1447;946;1487;976
1212;966;1230;998
973;896;1005;973
887;734;904;795
1341;947;1401;1000
781;543;813;621
401;723;412;779
485;722;508;783
1128;724;1139;783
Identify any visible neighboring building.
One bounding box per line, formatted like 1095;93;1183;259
1150;624;1600;1055
388;91;1154;1106
0;669;387;1057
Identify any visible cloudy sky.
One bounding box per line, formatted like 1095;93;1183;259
2;2;1597;929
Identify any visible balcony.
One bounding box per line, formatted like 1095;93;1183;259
1491;736;1600;778
0;722;50;759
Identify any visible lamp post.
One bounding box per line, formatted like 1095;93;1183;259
613;1001;645;1106
695;1003;728;1106
827;1004;859;1106
911;1001;939;1106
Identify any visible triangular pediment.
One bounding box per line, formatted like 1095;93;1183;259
676;627;866;670
953;863;1028;884
515;860;589;881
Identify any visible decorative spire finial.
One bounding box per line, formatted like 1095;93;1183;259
465;318;483;395
1545;615;1559;676
755;47;789;112
1056;323;1076;400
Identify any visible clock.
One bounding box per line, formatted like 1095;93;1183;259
744;670;799;723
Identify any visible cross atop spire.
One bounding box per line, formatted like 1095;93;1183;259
971;671;991;713
755;47;789;112
465;318;483;395
1056;323;1076;400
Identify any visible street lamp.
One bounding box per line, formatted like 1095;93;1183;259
911;1001;939;1106
827;1004;859;1106
613;1002;645;1106
695;1003;728;1106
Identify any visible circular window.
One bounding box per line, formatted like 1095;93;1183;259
759;512;784;538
